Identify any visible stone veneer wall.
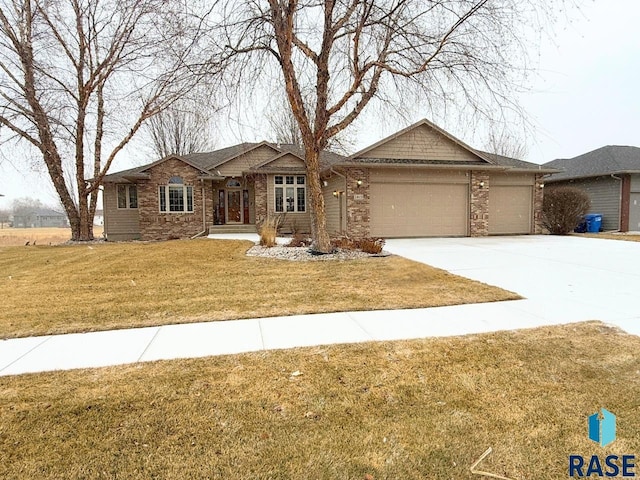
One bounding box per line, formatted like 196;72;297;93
253;174;268;225
470;171;489;237
344;167;370;237
534;173;545;234
137;158;214;240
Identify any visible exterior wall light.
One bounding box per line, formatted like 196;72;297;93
356;179;363;187
333;190;339;197
479;181;485;188
539;183;545;189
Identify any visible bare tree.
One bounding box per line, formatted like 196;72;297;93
266;99;304;146
216;0;551;252
266;96;355;154
146;101;215;158
0;207;10;227
0;0;206;240
484;129;528;160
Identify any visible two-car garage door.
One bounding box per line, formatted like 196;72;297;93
370;169;469;237
369;169;534;237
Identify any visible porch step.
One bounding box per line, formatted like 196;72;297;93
208;224;257;234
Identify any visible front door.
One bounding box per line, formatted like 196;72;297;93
227;190;242;223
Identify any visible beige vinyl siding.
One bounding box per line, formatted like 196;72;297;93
629;175;640;231
322;175;347;235
488;173;534;235
103;183;140;240
216;145;280;177
555;176;621;231
369;168;469;237
361;124;479;161
264;153;305;168
266;174;311;234
630;193;640;231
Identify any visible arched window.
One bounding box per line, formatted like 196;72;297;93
226;179;241;188
159;176;193;212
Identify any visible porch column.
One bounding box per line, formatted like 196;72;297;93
254;174;268;224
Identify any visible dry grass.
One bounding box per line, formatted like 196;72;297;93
0;239;518;338
1;322;639;479
574;232;640;243
0;226;104;246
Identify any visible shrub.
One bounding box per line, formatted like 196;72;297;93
258;214;285;247
355;237;385;254
287;233;311;247
330;236;385;254
542;186;591;235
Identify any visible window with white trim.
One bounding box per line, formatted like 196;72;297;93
117;184;138;209
274;175;305;213
159;176;194;212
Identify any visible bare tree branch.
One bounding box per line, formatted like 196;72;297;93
0;0;212;239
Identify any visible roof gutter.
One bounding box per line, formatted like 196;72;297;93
545;170;640;183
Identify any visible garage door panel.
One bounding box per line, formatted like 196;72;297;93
370;183;468;237
489;185;532;234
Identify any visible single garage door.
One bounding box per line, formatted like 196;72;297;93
489;174;533;235
370;169;469;237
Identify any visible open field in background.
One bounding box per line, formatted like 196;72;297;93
0;226;104;246
0;239;519;338
1;322;639;479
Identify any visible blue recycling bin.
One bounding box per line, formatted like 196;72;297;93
584;214;602;233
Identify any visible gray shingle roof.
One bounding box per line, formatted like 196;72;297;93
103;142;347;182
543;146;640;181
475;151;545;170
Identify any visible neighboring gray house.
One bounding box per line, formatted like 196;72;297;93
544;146;640;232
12;208;69;228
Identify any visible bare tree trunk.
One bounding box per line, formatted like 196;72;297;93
304;146;331;253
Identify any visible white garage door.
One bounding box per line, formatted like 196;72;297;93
489;185;533;234
370;176;469;237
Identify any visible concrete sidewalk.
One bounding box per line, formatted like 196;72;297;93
1;234;638;377
0;300;585;377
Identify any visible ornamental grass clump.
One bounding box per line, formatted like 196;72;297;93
258;214;285;247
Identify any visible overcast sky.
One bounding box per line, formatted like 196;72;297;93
1;0;638;209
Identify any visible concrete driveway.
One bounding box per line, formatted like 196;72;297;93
385;235;640;335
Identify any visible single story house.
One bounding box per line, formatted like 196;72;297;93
543;146;640;232
12;208;69;228
102;119;552;241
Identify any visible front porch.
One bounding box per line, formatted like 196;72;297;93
208;224;258;234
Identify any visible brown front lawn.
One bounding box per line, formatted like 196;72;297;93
574;232;640;243
0;226;104;246
0;239;518;338
1;322;638;479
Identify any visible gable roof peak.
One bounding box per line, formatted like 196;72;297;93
351;117;493;164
